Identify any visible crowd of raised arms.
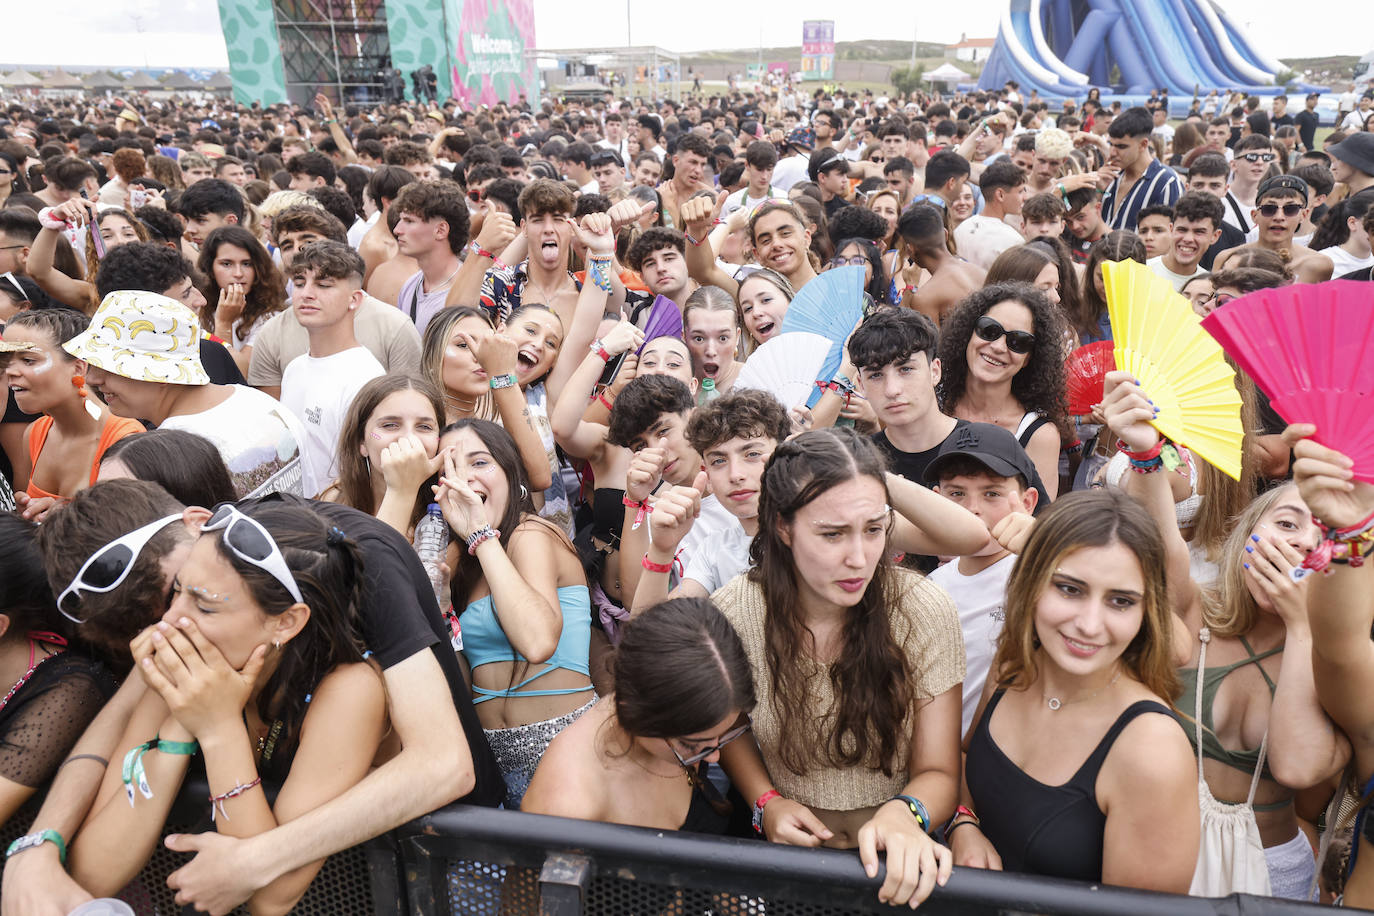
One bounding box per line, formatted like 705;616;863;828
0;76;1371;915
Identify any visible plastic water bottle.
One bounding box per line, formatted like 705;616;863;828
698;377;720;406
415;503;450;613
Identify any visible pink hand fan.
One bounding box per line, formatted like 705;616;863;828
1200;281;1374;482
1065;341;1115;416
636;295;684;354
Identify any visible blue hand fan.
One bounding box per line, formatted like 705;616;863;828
636;295;684;354
779;266;865;406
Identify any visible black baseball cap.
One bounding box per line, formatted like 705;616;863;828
1256;173;1309;205
924;422;1039;486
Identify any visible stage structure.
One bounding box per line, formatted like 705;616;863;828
214;0;537;108
528;46;681;103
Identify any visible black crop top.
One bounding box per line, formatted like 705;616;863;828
964;689;1176;882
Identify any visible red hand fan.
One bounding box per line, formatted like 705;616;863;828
1065;341;1115;416
1200;281;1374;482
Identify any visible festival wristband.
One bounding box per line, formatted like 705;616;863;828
5;829;67;864
641;554;674;574
488;373;517;390
37;207;68;231
468;240;495;260
589;339;613;362
121;736;198;806
623;495;652;531
752;789;781;834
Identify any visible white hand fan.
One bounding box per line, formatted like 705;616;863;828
734;332;834;410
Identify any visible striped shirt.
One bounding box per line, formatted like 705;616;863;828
1101;157;1184;233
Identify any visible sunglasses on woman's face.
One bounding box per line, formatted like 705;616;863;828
974;315;1036;354
1256;202;1302;218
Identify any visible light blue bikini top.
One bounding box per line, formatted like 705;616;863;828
458;584;593;704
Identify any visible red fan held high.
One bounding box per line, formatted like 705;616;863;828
1065;341;1115;417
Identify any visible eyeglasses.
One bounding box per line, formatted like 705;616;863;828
0;169;12;176
1239;152;1277;164
974;315;1036;354
828;255;869;269
1200;291;1237;309
1257;202;1302;218
667;722;752;767
0;245;24;252
467;189;484;203
57;514;184;624
201;504;304;604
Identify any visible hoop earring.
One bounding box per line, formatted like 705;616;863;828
519;484;528;501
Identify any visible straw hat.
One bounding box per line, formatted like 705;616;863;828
64;290;210;386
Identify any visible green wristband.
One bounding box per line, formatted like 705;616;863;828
6;829;66;864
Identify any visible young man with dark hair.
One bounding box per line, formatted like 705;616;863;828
1290;162;1336;241
721;140;778;217
810;148;851;219
924;424;1039;734
883;156;917;209
1227;133;1278;231
479;178;581;324
359;165;417;285
0;207;40;277
953;159;1027;269
1135;203;1174;259
286;151;337;190
561;141;597;194
631;388;793;606
606;374;730;601
1216;174;1333;283
282;241;385;496
658;132;713;229
624;226;695;308
35;157;98;208
177;178;246;247
631;150;662;188
880;120;910;160
6;478;502;913
590;148;626;196
1147;192;1222;290
1101;106;1183;232
1186;150;1250;248
1020;192;1066;241
213;155;248;186
895;203;985;324
910;149;970;209
251;209;421;397
389;179;469;333
1063;186;1107;263
1294;92;1321;153
383;140;437;181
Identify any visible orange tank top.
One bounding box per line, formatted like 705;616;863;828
25;414;145;500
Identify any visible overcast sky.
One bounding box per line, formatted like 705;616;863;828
6;0;1368;70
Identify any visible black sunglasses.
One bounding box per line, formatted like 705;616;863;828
974;315;1036;354
1257;203;1302;218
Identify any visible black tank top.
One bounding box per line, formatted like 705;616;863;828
965;689;1175;882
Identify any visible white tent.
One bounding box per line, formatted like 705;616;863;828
925;62;972;87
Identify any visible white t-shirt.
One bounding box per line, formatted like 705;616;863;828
1340;109;1369;132
721;186;778;218
1319;246;1374;277
348;212;378;249
676;494;736;580
953;215;1025;270
682;514;751;593
1146;255;1204;291
160;385;307;498
280;346;385;497
927;553;1015;738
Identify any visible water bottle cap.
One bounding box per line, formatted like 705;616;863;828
702;378;714;388
427;502;442;513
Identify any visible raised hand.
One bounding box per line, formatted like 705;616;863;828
379;435;447;495
215;283;246;332
992;511;1036;555
474;200;517;254
567;213;615;256
435;450;490;539
625;446;667;503
466;329;518;377
607;198;655;233
600;319;644;357
1285;423;1373;530
1101;370;1159;453
648;471;707;555
680;191;724;241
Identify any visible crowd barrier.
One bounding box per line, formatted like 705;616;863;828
1;794;1343;914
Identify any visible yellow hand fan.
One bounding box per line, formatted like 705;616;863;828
1103;260;1244;480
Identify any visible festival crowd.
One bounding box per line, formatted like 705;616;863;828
0;73;1371;914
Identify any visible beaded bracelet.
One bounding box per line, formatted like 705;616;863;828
587;255;614;293
1292;509;1374;580
465;525;500;554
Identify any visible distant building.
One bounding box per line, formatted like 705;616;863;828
946;33;995;63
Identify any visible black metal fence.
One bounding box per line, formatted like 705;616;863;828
4;796;1338;914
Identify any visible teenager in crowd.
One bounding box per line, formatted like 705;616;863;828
714;427;963;909
25;200;149;314
97;428;238;509
952;488;1199;891
196;226;287;377
2;309;142;512
682;285;745;397
66;501;387;913
437;419;594;808
735;268;795;350
1105;372;1347;898
1075;231;1147;343
937;282;1069;501
524;596;751;836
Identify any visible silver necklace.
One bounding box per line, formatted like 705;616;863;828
1045;669;1122;711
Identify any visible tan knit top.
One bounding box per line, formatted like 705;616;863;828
713;570;965;811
